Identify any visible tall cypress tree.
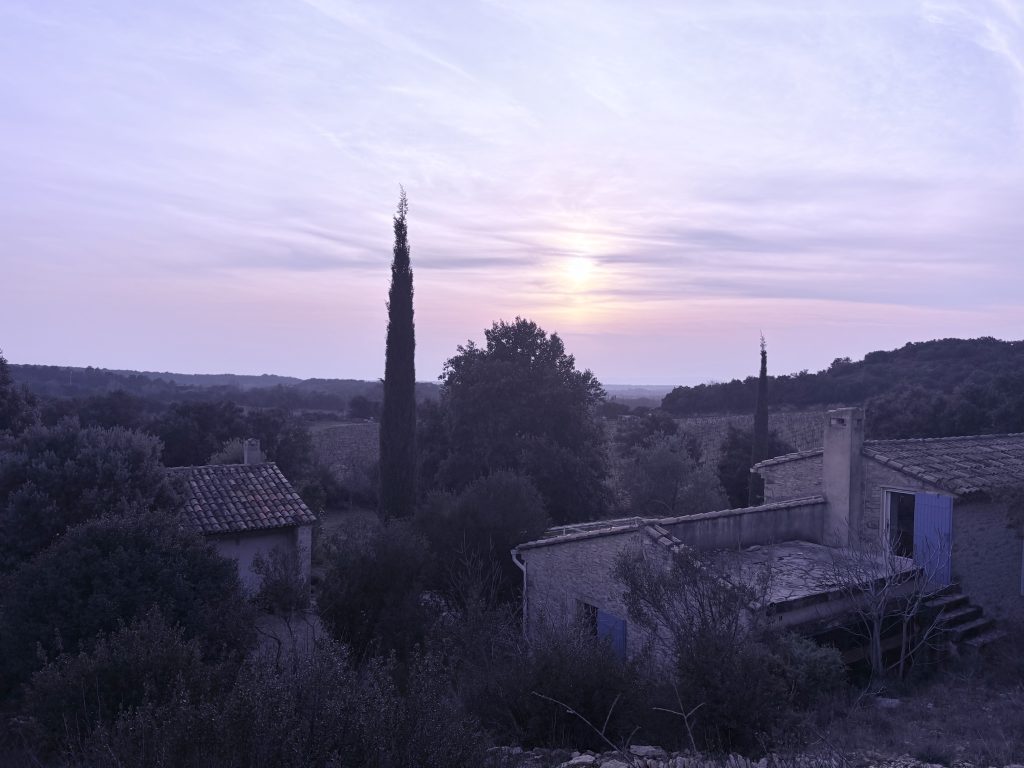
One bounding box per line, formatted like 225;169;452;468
748;335;769;506
379;190;416;518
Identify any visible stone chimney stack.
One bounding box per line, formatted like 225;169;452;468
821;407;864;547
243;438;262;465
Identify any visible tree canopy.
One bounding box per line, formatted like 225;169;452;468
422;318;609;524
0;421;180;570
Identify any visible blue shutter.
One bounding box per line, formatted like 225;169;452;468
597;609;626;660
913;493;953;586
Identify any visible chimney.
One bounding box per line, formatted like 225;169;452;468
243;438;262;465
821;407;864;547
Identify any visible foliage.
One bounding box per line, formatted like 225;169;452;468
0;513;253;694
379;190;417;518
0;351;38;435
252;546;310;616
317;523;430;659
0;421;180;569
614;410;679;454
716;425;794;508
416;471;549;601
18;632;484;768
244;407;315;481
620;434;726;517
151;400;246;467
22;610;230;750
615;545;845;753
662;337;1024;439
348;394;381;420
424;317;610;524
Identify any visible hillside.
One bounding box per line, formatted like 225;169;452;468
10;364;440;410
661;337;1024;439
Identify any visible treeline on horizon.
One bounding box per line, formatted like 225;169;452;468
13;335;1024;441
661;337;1024;438
10;363;440;414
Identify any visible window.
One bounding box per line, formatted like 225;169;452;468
577;599;626;660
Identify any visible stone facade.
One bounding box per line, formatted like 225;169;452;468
951;499;1023;621
519;528;652;658
211;525;312;595
760;453;823;504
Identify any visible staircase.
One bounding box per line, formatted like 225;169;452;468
924;584;1005;652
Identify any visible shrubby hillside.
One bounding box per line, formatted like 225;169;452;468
662;337;1024;438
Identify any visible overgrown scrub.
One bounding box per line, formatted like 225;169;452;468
0;512;254;696
416;471;549;601
317;523;431;659
21;610;234;754
15;634;484;768
615;545;845;754
438;607;669;752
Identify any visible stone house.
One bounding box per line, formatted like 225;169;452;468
168;439;316;594
756;407;1024;622
513;407;1023;661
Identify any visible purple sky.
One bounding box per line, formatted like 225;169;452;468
2;1;1023;385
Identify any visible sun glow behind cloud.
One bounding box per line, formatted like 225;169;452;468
1;0;1023;383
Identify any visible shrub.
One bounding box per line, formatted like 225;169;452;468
0;421;180;569
416;471;549;602
0;513;253;695
615;545;846;753
22;610;231;753
317;523;430;659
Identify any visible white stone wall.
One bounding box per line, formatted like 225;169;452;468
211;528;299;595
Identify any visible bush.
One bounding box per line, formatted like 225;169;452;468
318;523;430;658
416;471;549;602
19;637;484;768
615;545;846;753
22;610;232;753
0;513;253;695
0;421;180;569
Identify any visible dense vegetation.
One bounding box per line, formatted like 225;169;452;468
4;325;1024;765
662;337;1024;438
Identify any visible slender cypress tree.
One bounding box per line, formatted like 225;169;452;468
379;190;416;518
748;335;769;506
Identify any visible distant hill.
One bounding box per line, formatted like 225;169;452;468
661;337;1024;439
10;364;440;410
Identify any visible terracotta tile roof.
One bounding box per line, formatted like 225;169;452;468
863;433;1024;496
167;463;317;534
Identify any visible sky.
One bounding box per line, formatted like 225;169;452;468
2;1;1023;385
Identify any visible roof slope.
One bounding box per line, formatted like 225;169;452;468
168;463;317;534
863;433;1024;496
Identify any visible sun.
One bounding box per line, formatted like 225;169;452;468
565;256;595;287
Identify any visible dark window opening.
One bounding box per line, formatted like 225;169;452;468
890;491;915;558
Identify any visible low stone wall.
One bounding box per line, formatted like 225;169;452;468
659;497;827;550
310;421;379;476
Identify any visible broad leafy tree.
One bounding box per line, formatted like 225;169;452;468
0;421;180;570
621;435;726;517
424;317;609;524
379;190;417;518
0;513;252;693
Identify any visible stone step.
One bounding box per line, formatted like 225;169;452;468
924;592;968;612
936;604;982;626
949;616;994;643
964;628;1007;650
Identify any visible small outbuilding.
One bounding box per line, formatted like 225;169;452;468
168;440;316;594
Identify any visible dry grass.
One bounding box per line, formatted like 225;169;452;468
819;633;1024;765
